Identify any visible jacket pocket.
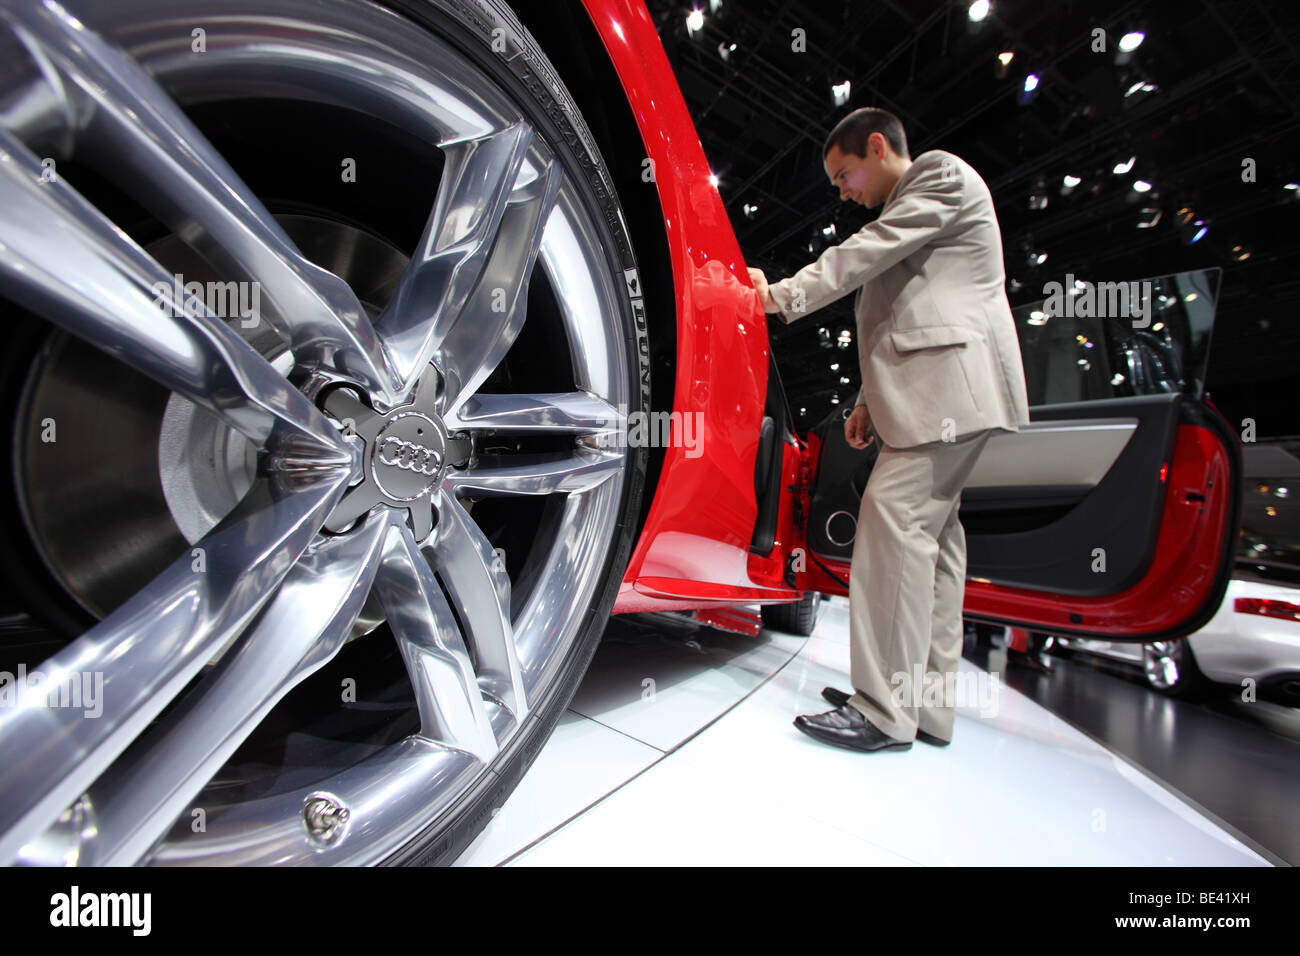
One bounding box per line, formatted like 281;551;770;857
889;325;975;351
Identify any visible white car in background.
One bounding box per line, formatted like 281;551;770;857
1050;576;1300;703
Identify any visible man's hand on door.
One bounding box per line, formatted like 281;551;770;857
747;267;778;314
845;404;875;449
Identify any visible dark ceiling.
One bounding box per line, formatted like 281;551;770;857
645;0;1300;437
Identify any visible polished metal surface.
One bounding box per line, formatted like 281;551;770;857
1143;642;1182;690
0;0;631;865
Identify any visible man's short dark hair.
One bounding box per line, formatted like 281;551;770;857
823;108;910;160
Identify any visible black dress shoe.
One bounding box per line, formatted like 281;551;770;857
793;704;912;753
820;686;951;747
820;685;852;708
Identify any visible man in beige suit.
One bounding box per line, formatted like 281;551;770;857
749;108;1029;752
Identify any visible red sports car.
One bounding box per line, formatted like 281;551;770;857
0;0;1240;864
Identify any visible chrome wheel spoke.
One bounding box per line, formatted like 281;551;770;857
375;123;534;391
0;471;351;864
444;390;625;434
373;522;498;763
427;490;526;722
444;447;624;497
87;515;392;865
2;1;396;401
0;128;349;466
438;156;560;413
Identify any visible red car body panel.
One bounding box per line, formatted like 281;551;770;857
583;0;802;613
582;0;1237;638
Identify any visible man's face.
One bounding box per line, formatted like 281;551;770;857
824;139;885;208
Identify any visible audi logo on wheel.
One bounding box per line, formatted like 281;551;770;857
377;436;442;476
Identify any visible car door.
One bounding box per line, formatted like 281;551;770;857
793;267;1242;642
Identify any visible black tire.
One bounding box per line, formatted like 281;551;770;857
761;591;820;636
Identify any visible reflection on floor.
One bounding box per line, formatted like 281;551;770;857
453;596;1275;866
976;639;1300;866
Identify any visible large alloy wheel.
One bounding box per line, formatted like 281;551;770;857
0;0;648;864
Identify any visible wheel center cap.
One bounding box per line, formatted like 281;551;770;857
371;412;447;501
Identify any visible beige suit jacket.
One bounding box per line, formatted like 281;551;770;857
769;149;1030;449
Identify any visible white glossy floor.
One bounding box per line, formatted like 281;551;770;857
453;596;1271;866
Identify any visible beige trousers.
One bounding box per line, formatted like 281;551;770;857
847;428;995;743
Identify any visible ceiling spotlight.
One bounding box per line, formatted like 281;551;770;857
742;202;759;218
837;329;853;348
1018;73;1040;105
1132;180;1153;192
998;51;1014;66
1178;212;1208;244
1285;182;1300;190
1028;176;1048;210
1062;173;1082;188
1113;156;1136;174
1118;31;1145;52
1027;310;1048;326
1115;30;1145;65
817;327;832;348
830;395;840;405
708;172;719;188
717;41;736;61
686;9;704;34
830;362;840;371
832;80;851;107
822;223;837;239
1034;251;1048;265
839;376;851;385
1231;244;1252;262
1136;207;1161;228
968;0;991;22
1007;277;1024;293
1125;80;1158;97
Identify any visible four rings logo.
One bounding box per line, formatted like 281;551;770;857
377;436;442;476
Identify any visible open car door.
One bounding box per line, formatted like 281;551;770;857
793;268;1242;642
